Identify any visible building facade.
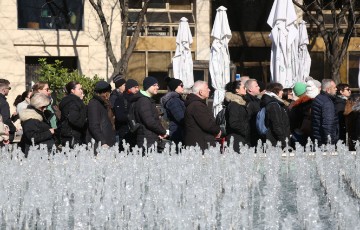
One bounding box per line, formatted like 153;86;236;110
1;0;360;110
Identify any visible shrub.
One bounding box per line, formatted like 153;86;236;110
36;58;102;104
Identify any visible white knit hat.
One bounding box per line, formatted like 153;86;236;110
306;80;320;98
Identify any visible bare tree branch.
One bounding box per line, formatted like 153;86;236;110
88;0;117;68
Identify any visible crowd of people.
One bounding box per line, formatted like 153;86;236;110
0;75;358;156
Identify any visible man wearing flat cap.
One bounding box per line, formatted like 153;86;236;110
131;76;167;151
86;80;116;149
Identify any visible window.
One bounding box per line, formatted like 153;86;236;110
25;56;78;90
148;0;166;9
309;52;325;82
126;1;195;37
348;52;360;88
129;0;142;9
18;0;83;30
169;0;192;10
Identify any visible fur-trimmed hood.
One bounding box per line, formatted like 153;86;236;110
19;108;43;122
224;92;246;106
290;95;313;109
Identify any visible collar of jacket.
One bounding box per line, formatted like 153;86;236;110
140;90;151;98
93;94;107;107
320;90;336;100
225;92;246;106
0;93;6;100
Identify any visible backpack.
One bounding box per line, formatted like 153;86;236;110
256;102;279;136
127;102;141;133
215;106;227;137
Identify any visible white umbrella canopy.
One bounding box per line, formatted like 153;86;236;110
209;6;232;116
172;17;194;89
267;0;298;88
297;20;311;82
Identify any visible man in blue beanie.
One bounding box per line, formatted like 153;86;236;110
130;77;167;152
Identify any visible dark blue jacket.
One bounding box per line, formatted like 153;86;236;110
311;91;339;145
160;92;185;144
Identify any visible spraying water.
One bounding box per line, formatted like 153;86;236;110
0;140;360;229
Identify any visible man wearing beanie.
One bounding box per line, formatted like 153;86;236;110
131;76;166;151
125;79;139;94
160;78;185;147
288;82;314;146
110;74;126;107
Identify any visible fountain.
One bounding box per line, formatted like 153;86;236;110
0;140;360;229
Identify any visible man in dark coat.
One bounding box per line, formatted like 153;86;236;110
334;83;350;143
132;77;167;149
0;79;16;142
184;81;221;151
160;78;185;145
260;83;290;148
86;81;116;148
312;79;339;145
244;79;261;147
110;74;126;107
110;75;127;145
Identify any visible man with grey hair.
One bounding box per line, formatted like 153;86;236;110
0;79;16;142
311;79;339;145
184;81;221;151
244;79;261;147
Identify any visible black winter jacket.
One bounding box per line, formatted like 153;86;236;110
184;94;220;151
244;93;261;147
132;91;166;148
334;95;347;143
311;91;339;145
59;94;87;146
260;94;290;147
19;106;55;156
113;92;130;138
0;94;16;140
160;92;185;144
86;95;116;147
224;92;250;152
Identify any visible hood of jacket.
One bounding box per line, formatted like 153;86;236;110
260;93;285;108
224;92;246;106
19;107;43;122
161;91;181;106
290;94;313;109
59;94;82;111
185;93;206;107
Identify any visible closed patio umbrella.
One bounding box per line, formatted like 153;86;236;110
209;6;232;116
172;17;194;89
267;0;298;88
297;20;311;82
